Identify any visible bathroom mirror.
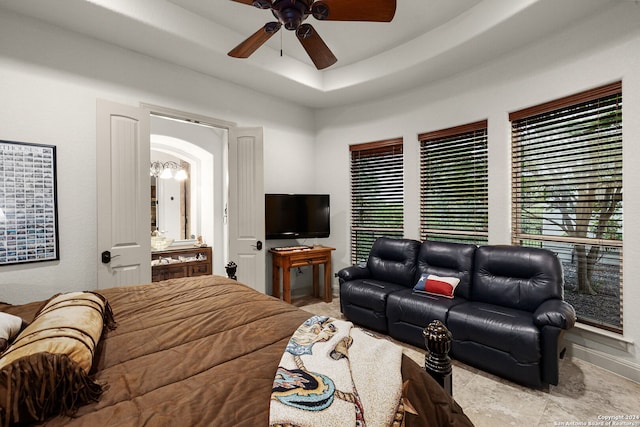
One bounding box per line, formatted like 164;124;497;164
150;157;192;242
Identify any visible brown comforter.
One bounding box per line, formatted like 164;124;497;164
1;275;472;426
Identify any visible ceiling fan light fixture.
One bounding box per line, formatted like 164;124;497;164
272;0;310;31
282;13;302;30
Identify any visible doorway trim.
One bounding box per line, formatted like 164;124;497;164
140;103;266;293
141;103;237;130
143;103;236;276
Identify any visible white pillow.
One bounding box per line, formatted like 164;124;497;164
0;312;27;352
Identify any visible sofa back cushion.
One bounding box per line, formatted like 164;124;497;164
472;245;563;311
367;237;421;287
416;240;477;299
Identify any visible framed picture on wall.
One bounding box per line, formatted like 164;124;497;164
0;140;59;266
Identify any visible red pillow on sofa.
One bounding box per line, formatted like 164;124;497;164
413;274;460;298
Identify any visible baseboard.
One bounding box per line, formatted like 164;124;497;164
567;342;640;384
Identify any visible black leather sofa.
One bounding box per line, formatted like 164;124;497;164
338;237;577;387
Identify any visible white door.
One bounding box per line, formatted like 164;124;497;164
228;127;265;293
96;100;151;288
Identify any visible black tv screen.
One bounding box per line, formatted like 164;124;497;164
265;194;330;240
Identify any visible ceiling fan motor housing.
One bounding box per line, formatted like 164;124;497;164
271;0;312;30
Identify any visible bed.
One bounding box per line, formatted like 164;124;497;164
0;275;473;426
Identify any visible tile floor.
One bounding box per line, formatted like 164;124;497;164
296;297;640;427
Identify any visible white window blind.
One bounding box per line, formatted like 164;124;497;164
350;138;404;265
418;121;488;244
510;81;623;332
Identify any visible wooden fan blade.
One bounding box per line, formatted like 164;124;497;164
311;0;396;22
228;22;281;58
295;24;337;70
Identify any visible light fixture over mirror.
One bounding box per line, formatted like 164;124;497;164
150;160;188;181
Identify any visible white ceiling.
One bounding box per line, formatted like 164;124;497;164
0;0;624;108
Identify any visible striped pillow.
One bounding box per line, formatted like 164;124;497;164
413;274;460;299
0;292;116;425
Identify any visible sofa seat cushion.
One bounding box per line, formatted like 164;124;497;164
387;289;466;326
386;289;467;349
341;280;407;313
447;302;541;364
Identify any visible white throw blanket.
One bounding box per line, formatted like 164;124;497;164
269;316;405;427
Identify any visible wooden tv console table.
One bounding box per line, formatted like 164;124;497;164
269;245;335;304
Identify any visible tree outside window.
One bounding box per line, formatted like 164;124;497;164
511;82;623;332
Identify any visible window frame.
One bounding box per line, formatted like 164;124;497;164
349;138;404;265
418;120;489;244
510;81;623;333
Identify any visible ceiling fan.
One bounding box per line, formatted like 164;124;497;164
228;0;397;70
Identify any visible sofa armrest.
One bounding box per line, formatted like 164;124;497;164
337;265;370;283
533;299;576;330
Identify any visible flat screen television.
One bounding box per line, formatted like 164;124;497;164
265;194;330;240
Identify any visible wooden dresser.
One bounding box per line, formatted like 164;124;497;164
151;246;212;282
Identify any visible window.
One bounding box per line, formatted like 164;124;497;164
510;82;623;332
418;121;488;244
350;138;404;264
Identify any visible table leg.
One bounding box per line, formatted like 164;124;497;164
312;264;319;298
272;265;280;299
324;258;332;303
283;268;291;304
